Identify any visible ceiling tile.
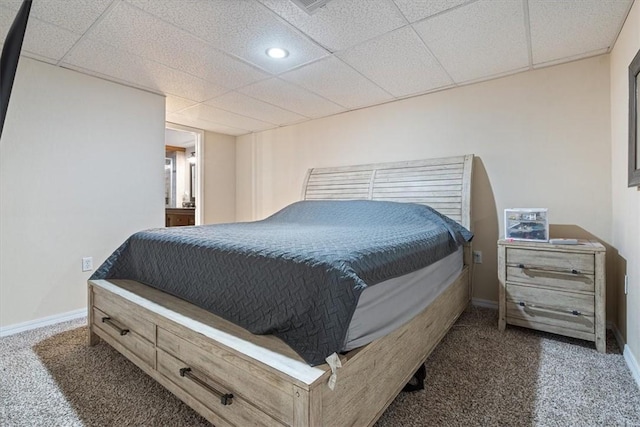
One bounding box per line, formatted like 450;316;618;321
204;92;307;126
166;112;252;136
259;0;406;52
3;0;632;137
528;0;633;65
63;38;227;102
414;0;529;83
280;56;394;109
337;26;453;97
179;104;276;132
0;8;80;62
91;2;268;89
238;78;346;118
127;0;329;74
62;38;157;90
392;0;472;23
1;0;112;34
166;96;199;113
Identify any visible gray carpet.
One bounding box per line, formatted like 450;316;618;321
1;307;639;426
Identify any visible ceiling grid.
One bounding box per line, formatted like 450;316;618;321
0;0;634;136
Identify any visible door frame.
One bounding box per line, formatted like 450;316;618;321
165;122;204;225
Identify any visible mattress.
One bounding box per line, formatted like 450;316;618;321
344;246;463;350
92;200;473;365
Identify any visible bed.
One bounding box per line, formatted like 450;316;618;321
88;154;474;426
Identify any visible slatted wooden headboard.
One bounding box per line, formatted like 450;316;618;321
301;155;474;230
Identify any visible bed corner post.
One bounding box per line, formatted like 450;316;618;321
301;168;313;201
293;385;322;427
462;154;474;302
87;281;99;346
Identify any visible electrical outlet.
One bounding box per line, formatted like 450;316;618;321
82;257;93;272
473;250;483;264
625;274;629;295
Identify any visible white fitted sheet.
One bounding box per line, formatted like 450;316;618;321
343;246;463;351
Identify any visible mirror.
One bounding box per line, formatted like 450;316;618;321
165;157;174;207
165;146;196;208
629;48;640;187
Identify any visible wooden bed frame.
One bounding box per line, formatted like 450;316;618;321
88;154;474;427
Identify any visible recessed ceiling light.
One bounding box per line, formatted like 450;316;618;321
266;47;289;59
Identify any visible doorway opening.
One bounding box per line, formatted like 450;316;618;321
164;123;204;226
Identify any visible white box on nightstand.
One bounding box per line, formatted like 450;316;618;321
504;208;548;242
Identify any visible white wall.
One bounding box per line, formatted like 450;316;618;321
0;58;165;327
236;133;255;222
202;130;236;224
236;56;613;315
610;0;640;365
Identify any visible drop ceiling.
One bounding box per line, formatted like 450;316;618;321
0;0;634;136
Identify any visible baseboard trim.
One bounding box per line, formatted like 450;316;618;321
0;308;86;337
624;344;640;391
605;321;640;391
471;298;498;309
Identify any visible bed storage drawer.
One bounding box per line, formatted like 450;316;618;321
92;285;155;342
92;306;156;368
157;349;285;427
156;327;293;426
91;285;156;369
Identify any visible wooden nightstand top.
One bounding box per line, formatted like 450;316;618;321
498;239;605;253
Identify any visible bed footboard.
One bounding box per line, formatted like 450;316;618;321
87;266;469;426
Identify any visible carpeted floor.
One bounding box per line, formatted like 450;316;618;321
1;307;639;426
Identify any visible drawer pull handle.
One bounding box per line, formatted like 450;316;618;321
517;302;584;316
571;269;579;275
101;317;129;336
179;367;234;406
518;264;525;269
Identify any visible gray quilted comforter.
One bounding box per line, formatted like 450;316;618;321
91;200;472;365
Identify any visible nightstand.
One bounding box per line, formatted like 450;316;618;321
498;239;606;353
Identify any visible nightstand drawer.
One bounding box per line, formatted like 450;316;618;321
505;266;595;292
506;248;594;274
506;284;594;316
506;300;594;334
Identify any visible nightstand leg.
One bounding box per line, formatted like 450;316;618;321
594;251;606;353
498;244;506;331
498;316;506;331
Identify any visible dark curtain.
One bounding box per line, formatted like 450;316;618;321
0;0;32;138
